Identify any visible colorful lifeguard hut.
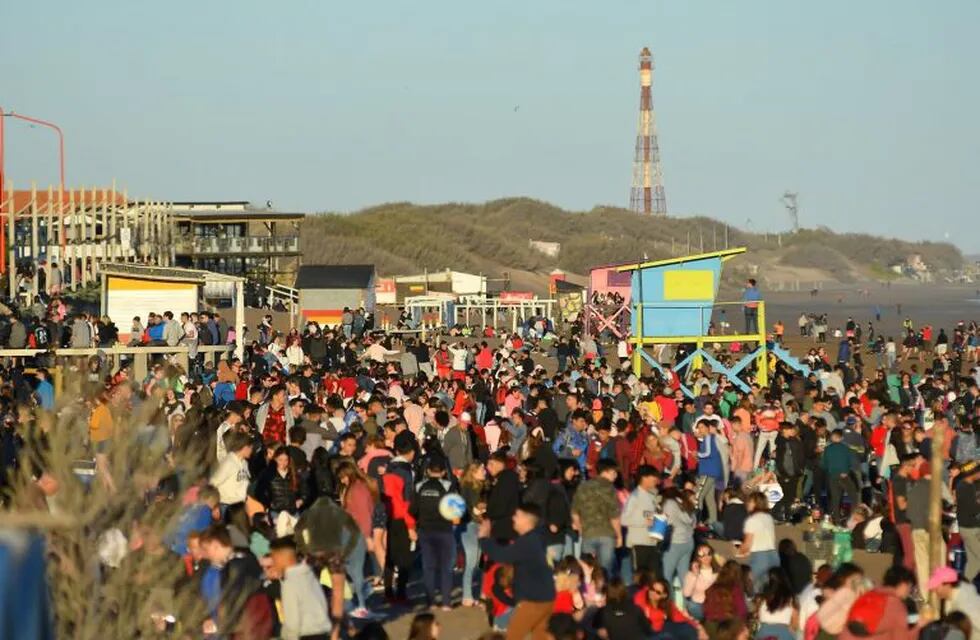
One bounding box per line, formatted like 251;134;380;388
583;262;634;339
617;247;769;394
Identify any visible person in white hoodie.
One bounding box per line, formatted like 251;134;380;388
210;431;253;510
620;465;663;579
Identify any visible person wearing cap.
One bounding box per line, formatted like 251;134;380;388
954;460;980;582
929;566;980;639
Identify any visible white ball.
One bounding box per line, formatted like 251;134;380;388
439;493;467;521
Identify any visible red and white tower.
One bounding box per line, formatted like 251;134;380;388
629;47;667;216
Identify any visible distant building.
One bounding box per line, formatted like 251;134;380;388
391;269;488;302
529;239;561;258
296;264;376;327
171;200;303;286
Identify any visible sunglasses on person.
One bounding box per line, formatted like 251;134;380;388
697;551;712;558
652;588;667;596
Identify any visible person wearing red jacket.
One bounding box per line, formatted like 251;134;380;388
475;342;494;372
381;440;417;603
433;342;453;380
586;421;629;479
635;578;700;638
870;413;896;463
656;386;680;427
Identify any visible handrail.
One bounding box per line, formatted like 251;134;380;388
633;300;764;309
0;344;234;394
0;344;233;357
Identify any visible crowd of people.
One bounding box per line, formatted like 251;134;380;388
1;292;979;640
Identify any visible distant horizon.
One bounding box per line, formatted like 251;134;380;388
3;1;978;252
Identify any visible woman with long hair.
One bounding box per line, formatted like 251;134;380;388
639;433;673;476
736;491;779;590
408;612;440;640
307;446;335;501
682;543;718;621
252;446;302;516
284;334;304;370
756;568;798;640
635;575;700;640
336;459;378;617
703;560;749;637
660;486;697;594
459;461;487;607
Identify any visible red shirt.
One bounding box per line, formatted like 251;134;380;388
476;348;494;371
634;589;691;632
338;376;358;399
553;590;576;614
263;406;287;444
870;425;889;458
656;395;679;425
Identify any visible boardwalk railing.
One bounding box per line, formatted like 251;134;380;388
0;344;234;394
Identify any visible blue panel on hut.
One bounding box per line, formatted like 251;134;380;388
620;248;746;339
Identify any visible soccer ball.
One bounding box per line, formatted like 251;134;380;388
439;493;467;521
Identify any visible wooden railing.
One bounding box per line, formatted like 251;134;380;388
0;344;234;394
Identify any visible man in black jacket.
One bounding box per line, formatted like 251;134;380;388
774;422;805;521
410;458;457;609
486;451;520;542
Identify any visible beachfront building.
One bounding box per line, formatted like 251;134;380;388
296;264;377;328
390;269;490;302
4;186;174;300
171;200;304;286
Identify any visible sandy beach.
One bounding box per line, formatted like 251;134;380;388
744;282;979;338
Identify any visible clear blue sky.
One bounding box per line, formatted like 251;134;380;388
3;1;978;251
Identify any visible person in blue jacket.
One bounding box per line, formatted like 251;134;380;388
553;409;590;474
695;419;725;524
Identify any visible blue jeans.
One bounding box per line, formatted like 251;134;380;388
581;536;616;575
661;540;694;592
547;543;565;565
494;608;514;631
749;550;780;591
419;529;456;606
459;522;481;602
345;533;371;609
756;624;795;640
685;599;704;621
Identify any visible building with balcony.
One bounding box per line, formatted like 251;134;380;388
171;200;304;285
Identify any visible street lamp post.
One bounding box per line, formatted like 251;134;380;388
0;106;67;276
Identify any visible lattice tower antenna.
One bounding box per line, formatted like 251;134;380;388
629;47;667;216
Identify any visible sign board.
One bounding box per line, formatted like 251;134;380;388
499;291;535;303
375;278;396;305
106;276;198;343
